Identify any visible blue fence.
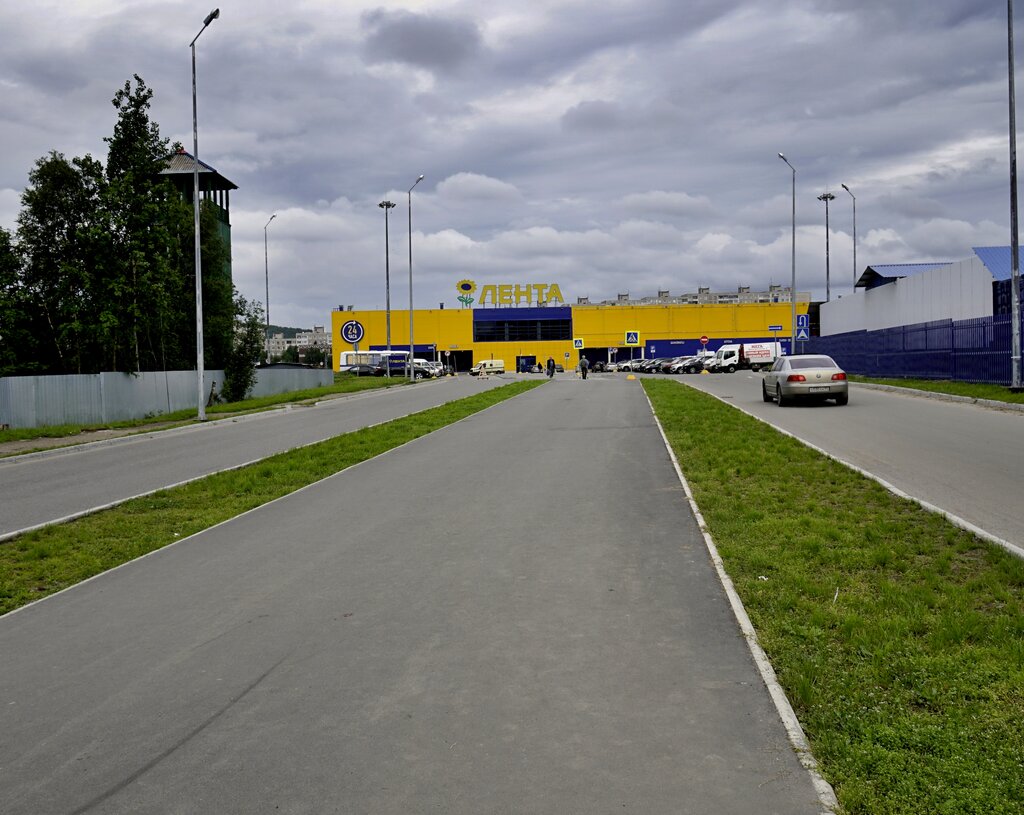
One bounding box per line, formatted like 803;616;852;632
805;314;1021;384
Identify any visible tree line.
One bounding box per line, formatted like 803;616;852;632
0;75;262;387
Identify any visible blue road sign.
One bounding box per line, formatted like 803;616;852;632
625;331;640;345
341;320;365;345
768;324;783;332
573;338;584;349
796;327;810;341
796;314;809;330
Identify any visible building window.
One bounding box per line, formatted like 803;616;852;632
473;319;572;342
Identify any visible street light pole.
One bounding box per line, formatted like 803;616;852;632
841;183;857;289
779;153;797;354
1008;0;1022;390
263;213;276;364
190;7;219;421
379;200;396;376
818;191;836;302
407;175;424;382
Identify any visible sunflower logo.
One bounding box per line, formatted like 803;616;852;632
456;279;476;307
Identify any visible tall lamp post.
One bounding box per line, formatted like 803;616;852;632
818;191;836;302
407;174;424;382
190;7;219;421
1008;0;1022;390
263;213;276;364
379;200;396;376
778;153;797;354
841;183;857;289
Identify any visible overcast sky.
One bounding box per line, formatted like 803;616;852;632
0;0;1018;328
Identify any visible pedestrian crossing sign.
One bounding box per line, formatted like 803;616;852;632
625;331;640;346
796;327;810;341
573;338;584;349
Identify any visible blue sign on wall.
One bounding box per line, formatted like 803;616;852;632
341;320;365;344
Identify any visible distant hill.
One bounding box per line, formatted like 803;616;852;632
266;324;307;339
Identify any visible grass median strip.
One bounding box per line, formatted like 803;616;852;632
644;378;1024;815
0;380;541;617
850;376;1024;406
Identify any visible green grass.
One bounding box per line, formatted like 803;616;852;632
0;380;541;616
0;372;403;446
644;378;1024;815
851;376;1024;405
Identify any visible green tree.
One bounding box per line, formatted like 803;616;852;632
16;152;108;373
0;227;34;375
304;345;327;367
280;346;300;364
103;75;187;373
222;294;265;402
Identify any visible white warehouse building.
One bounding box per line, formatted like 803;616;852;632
820;247;1017;336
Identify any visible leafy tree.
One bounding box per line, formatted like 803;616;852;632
5;74;237;377
103;75;186;373
16;152;108;373
0;227;34;375
304;346;327;367
280;346;300;364
222;294;265;402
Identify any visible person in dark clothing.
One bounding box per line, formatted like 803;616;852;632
546;356;556;378
579;356;590;379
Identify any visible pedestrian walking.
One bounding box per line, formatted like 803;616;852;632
546;356;556;378
579;356;590;379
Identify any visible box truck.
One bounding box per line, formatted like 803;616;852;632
711;342;783;373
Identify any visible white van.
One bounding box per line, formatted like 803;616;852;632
470;359;505;376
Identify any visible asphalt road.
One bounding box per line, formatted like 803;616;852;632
675;371;1024;553
0;375;511;540
0;375;825;814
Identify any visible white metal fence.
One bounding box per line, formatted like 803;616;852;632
0;368;334;429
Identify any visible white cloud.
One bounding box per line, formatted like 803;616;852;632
0;0;1017;325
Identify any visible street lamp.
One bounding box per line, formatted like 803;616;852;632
778;153;797;354
1008;0;1022;390
379;200;396;376
818;191;836;302
263;213;276;364
407;174;424;382
841;184;857;289
190;7;219;421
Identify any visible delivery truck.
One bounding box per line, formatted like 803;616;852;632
711;342;783;373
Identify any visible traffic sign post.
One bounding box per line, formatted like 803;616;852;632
625;331;640;346
699;335;709;346
795;314;809;347
768;324;783;350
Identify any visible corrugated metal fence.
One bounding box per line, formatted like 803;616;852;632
806;313;1020;384
0;368;333;429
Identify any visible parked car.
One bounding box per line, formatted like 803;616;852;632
678;351;715;373
762;354;848;406
338;363;377;375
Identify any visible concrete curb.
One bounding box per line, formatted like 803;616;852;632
853;381;1024;413
683;381;1024;562
642;387;840;815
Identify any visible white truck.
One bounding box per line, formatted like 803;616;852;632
711;342;783;373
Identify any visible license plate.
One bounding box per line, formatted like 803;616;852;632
808;386;829;392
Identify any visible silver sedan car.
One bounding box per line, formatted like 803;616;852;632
762;354;849;406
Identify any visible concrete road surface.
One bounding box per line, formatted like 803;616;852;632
0;375;510;540
0;374;825;814
677;371;1024;553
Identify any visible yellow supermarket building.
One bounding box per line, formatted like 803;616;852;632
331;279;809;373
